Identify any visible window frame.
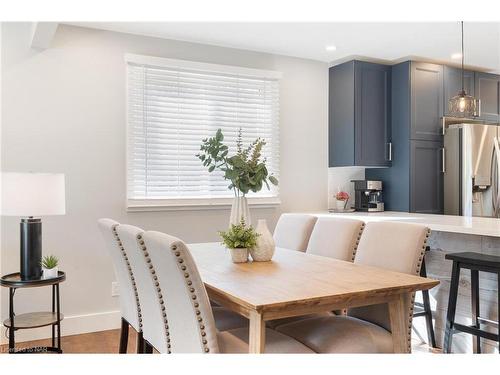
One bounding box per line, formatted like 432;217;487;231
124;54;282;211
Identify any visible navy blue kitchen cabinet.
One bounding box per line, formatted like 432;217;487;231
474;72;500;122
410;140;444;214
366;61;444;213
410;62;444;141
444;66;475;116
329;60;391;167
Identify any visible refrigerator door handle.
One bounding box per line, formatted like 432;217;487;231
492;137;500;217
441;147;446;173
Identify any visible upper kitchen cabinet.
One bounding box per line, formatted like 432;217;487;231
410;62;444;141
329;60;391;167
444;66;475;116
475;72;500;122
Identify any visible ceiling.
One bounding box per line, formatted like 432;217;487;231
65;22;500;72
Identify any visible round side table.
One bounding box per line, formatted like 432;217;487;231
0;271;66;354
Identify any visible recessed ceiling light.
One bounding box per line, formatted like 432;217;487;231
451;53;462;60
325;45;337;52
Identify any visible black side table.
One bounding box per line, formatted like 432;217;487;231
0;271;66;354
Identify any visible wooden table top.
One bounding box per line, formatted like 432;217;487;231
189;243;439;311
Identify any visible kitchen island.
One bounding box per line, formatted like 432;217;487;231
316;211;500;353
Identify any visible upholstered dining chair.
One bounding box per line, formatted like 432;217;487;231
268;217;365;330
273;214;318;251
306;217;365;260
140;230;315;353
276;221;430;353
98;218;143;354
116;224;250;353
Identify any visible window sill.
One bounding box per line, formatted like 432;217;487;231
126;197;281;212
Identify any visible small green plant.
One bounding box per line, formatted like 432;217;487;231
218;219;260;249
41;255;59;269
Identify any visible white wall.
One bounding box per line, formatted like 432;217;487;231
0;23;328;341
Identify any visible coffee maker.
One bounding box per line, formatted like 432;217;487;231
352;180;384;212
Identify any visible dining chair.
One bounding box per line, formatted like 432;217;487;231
273;213;318;251
98;218;143;353
116;224;250;353
141;230;315;353
268;217;365;330
306;217;365;260
276;221;430;353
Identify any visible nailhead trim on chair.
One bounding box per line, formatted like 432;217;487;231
351;223;366;261
136;233;172;354
111;225;143;330
405;228;431;352
170;243;211;353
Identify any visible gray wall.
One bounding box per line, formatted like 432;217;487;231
0;23;329;341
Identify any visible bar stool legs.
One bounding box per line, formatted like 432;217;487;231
443;261;460;353
471;269;481;353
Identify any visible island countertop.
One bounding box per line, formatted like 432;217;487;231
313;211;500;237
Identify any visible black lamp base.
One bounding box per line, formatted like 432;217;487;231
20;218;42;280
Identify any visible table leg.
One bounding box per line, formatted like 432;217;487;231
52;285;55;348
389;293;409;353
56;284;62;352
8;288;15;353
248;310;265;354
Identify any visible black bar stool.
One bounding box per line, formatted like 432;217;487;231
443;252;500;353
413;247;437;348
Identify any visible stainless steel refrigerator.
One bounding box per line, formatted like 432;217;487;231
444;117;500;217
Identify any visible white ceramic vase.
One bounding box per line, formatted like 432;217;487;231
228;248;248;263
229;196;251;226
250;219;275;262
336;200;346;210
43;267;58;279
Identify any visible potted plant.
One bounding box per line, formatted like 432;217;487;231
197;128;278;226
218;219;259;263
41;255;59;279
335;191;349;211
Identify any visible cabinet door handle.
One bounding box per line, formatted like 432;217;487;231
387;142;393;161
441;147;446;173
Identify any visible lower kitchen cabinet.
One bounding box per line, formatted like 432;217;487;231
410;140;444;214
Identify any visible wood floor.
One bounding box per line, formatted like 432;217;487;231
1;328;438;354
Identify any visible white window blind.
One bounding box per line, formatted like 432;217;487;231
126;54;281;208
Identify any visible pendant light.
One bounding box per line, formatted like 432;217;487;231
449;21;480;118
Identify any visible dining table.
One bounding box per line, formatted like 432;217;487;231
189;243;440;354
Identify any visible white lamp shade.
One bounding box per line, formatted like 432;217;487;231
1;172;66;216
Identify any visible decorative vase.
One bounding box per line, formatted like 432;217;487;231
250;219;275;262
228;248;248;263
229;196;251;226
336;200;346;211
43;267;58;279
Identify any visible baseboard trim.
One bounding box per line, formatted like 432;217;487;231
0;310;121;345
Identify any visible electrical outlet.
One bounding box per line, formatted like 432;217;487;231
111;282;120;297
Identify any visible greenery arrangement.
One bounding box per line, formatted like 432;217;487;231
196;128;278;196
41;255;59;269
218;219;260;249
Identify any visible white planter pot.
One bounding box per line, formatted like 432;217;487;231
250;219;275;262
228;248;248;263
43;267;58;279
336;200;346;210
229;196;251;226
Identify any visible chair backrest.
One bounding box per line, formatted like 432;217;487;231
117;224;169;353
348;221;430;352
97;218;141;332
306;217;365;261
273;214;318;251
142;230;219;353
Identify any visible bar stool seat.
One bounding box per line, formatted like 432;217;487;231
443;252;500;354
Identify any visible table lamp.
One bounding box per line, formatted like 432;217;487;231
1;172;66;280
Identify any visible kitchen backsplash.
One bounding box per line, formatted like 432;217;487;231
328;167;365;209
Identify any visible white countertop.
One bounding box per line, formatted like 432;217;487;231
313;211;500;237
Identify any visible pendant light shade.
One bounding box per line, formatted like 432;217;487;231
448;21;480;118
449;89;480;117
